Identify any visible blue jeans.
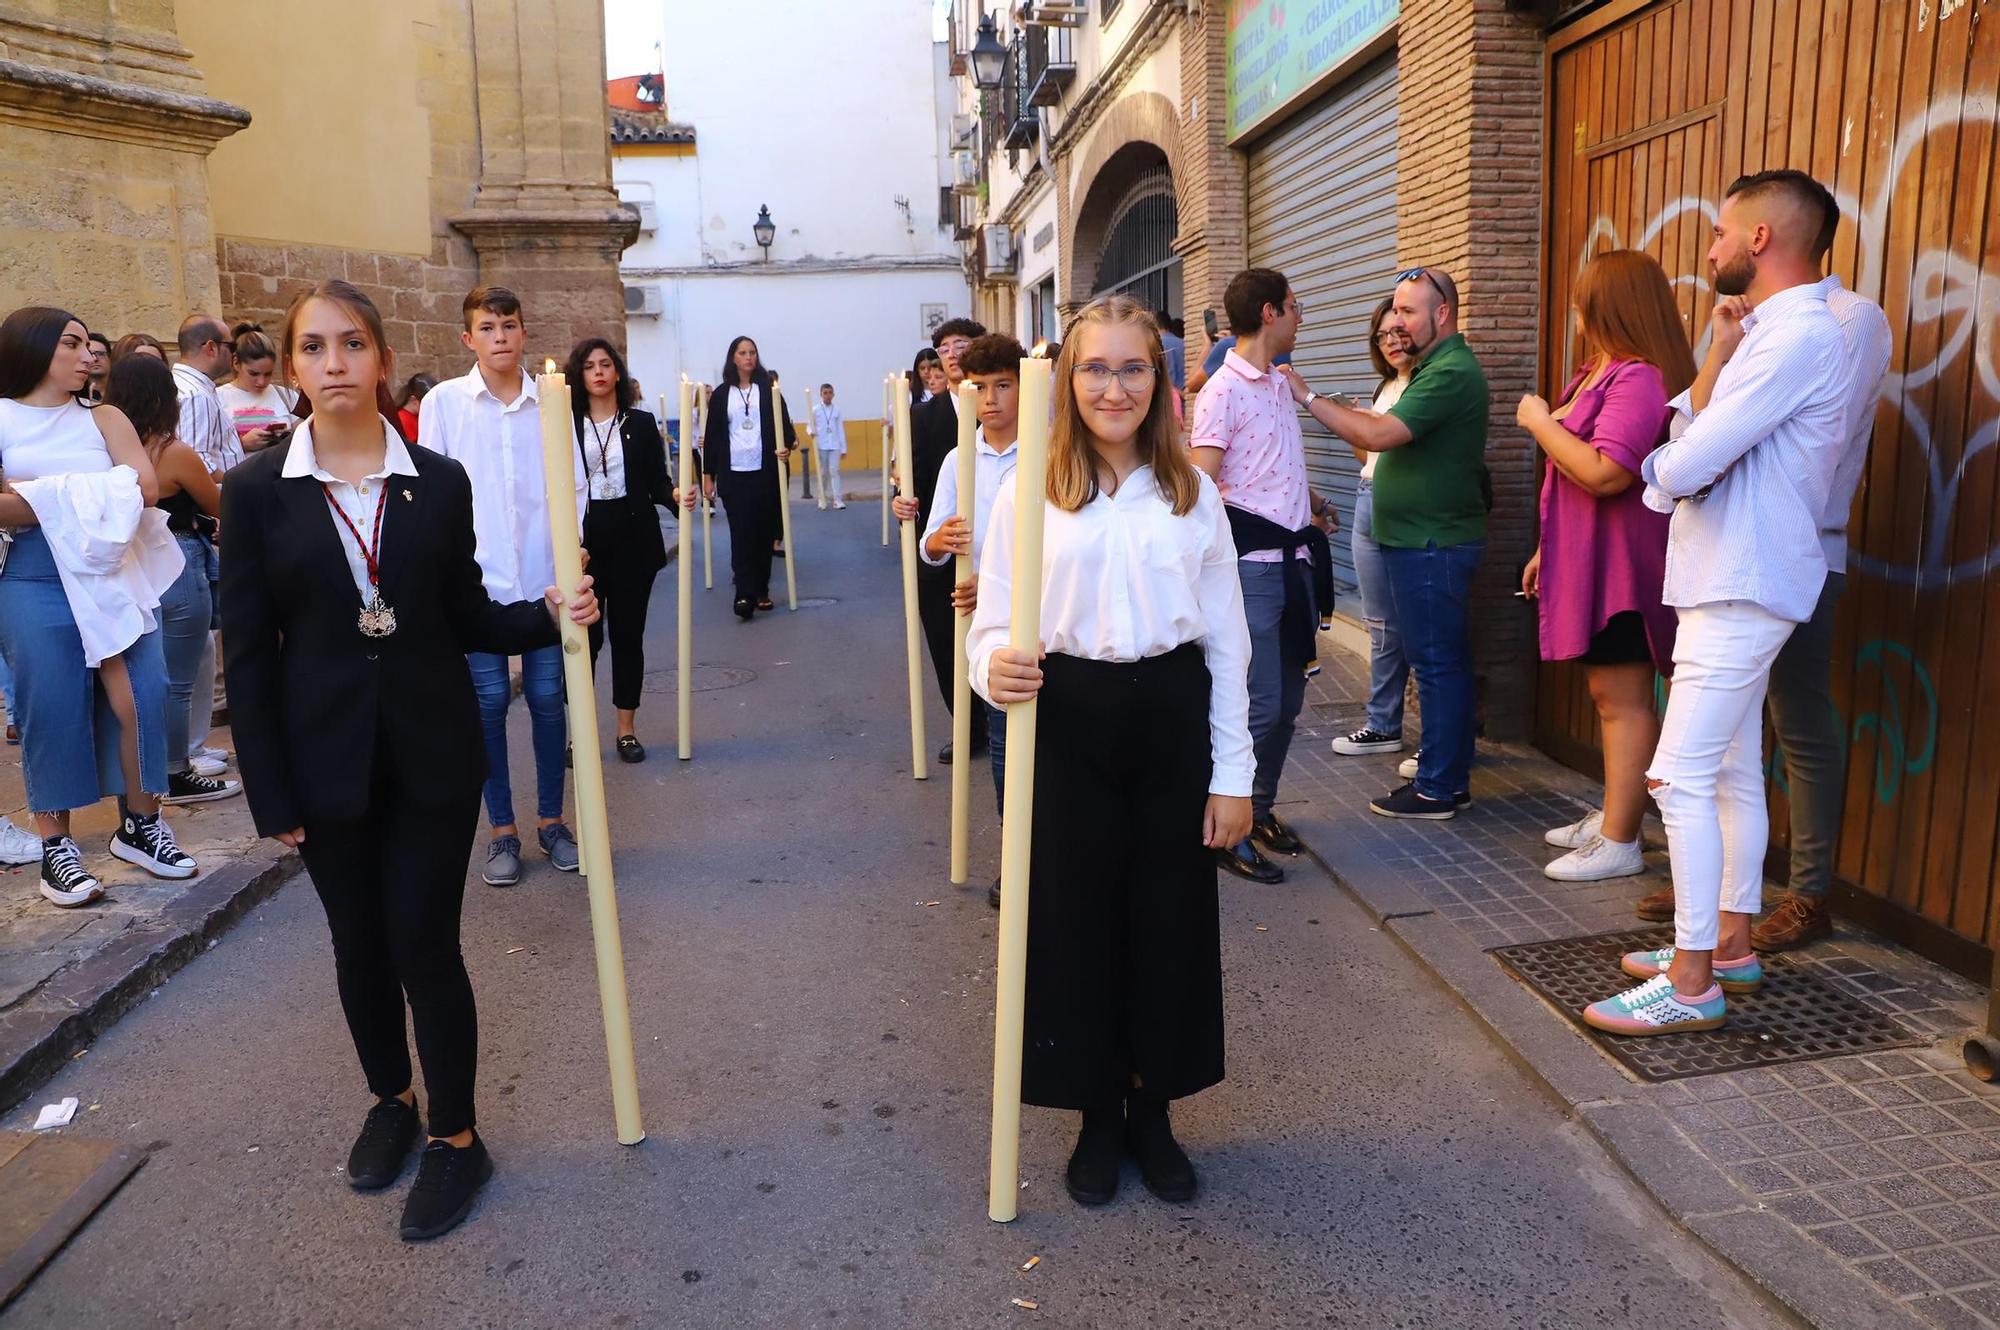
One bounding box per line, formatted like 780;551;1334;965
466;647;567;827
1381;540;1484;801
158;533;213;776
1351;482;1408;736
0;646;14;725
1239;558;1313;822
988;704;1008;819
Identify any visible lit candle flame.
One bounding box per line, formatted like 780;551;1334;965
544;358;555;375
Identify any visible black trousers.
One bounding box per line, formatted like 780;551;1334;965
1021;646;1223;1110
299;760;484;1138
917;563;989;736
716;467;778;603
584;509;661;712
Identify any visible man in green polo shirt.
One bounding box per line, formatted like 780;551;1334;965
1285;265;1489;820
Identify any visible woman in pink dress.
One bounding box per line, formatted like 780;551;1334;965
1517;250;1695;884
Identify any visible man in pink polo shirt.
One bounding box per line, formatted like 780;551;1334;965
1190;268;1337;884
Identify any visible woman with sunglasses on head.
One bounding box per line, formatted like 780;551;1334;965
969;294;1253;1209
702;335;796;620
566;335;697;762
221;279;598;1242
0;307;193;908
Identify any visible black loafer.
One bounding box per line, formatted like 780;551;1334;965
399;1135;495;1242
1216;840;1284;884
347;1097;420;1191
1065;1108;1123;1207
1127;1097;1197;1203
1251;814;1302;855
757;598;775;611
734;598;754;621
988;876;1001;910
937;741;954;765
617;735;645;764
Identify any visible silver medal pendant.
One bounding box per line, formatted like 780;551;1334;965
358;590;397;639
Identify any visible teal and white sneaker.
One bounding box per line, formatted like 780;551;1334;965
1619;946;1763;994
1581;974;1726;1036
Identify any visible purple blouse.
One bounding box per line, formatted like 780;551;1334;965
1537;358;1676;674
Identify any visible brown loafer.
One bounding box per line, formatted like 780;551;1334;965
1751;894;1832;952
1634;886;1675;922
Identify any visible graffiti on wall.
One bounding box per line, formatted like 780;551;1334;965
1578;102;2000;588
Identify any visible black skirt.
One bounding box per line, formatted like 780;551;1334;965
1021;644;1224;1109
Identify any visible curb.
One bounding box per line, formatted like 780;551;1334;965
0;846;301;1115
1286;809;1924;1330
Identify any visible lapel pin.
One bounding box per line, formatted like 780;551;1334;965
402;489;413;501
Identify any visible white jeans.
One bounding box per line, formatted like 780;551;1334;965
817;450;843;503
1650;600;1798;952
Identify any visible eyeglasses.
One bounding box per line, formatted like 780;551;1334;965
1395;267;1448;302
1373;331;1403;344
1072;362;1158;393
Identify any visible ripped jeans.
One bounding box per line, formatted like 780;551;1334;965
1649;600;1798;953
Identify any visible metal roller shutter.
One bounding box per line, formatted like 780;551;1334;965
1245;55;1398;614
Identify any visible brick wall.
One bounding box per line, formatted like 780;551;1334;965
1395;0;1545;741
219;235;479;385
1175;5;1245;378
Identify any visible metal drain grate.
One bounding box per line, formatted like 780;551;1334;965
1492;927;1922;1082
641;663;758;695
795;597;840;608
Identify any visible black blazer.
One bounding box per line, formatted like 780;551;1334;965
701;379;796;482
910;392;960;529
220;432;559;836
577;406;677;574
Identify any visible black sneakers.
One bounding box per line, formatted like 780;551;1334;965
108;811;198;878
1368;782;1458;821
39;836;104;908
399;1136;495;1242
347;1098;421;1190
1330;726;1404;755
163;770;241;805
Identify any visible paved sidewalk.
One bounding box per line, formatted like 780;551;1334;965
1283;640;2000;1330
0;724;297;1113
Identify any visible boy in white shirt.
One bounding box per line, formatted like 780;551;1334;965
419;286;589;887
812;384;846;509
919;333;1023;908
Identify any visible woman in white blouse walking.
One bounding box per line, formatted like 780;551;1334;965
970;295;1253;1209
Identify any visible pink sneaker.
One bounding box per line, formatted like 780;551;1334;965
1581;975;1726;1036
1619;946;1763;994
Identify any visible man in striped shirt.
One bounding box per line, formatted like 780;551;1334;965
173;315;240;476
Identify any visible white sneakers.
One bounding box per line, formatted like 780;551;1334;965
1544;833;1646;881
188;746;230;779
0;817;42;866
1544;809;1603;848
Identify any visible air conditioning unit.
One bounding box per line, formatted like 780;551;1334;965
951;149;980;193
951;113;977;145
981;225;1015;275
623;283;663;318
634;201;658;234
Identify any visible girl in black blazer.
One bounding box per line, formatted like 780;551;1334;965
221;279;598;1243
567;337;696;763
701;336;796;620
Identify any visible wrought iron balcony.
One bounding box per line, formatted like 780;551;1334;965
1024;18;1074;107
1001;32;1038;150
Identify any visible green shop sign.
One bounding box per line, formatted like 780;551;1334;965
1227;0;1398;141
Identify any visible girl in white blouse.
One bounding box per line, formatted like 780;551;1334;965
969;294;1253;1209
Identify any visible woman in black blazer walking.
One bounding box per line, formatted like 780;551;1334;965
567;337;695;763
221;279;598;1243
701;336;796;620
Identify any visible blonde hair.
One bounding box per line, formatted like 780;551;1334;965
1047;295;1199;516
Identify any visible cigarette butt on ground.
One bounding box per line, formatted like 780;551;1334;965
1255;925;1269;932
1011;1298;1039;1310
505;946;525;954
1020;1255;1040;1271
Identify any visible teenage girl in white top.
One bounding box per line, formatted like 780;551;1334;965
969;294;1254;1209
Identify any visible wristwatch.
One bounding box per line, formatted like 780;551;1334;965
1303;390;1320;407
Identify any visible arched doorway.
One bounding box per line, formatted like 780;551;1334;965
1091;163;1180;319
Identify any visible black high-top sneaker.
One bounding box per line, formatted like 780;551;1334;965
108;810;198;879
39;836;104;907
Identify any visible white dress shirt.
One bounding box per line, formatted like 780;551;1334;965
581;411;628;500
1359;377;1407;481
968;467;1255;797
920;428;1017;570
726;385;763;471
11;467;182;667
1817;275;1894;571
174;363;241;474
1642;281;1847;622
418;366;586;603
281;416;419;602
812;403;847;455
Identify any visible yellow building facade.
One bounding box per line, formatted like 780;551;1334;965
0;0;634;379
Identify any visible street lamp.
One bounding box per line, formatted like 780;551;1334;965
753;204;775;259
968;14;1007;91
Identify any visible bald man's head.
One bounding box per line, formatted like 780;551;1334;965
1709;170;1836;298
